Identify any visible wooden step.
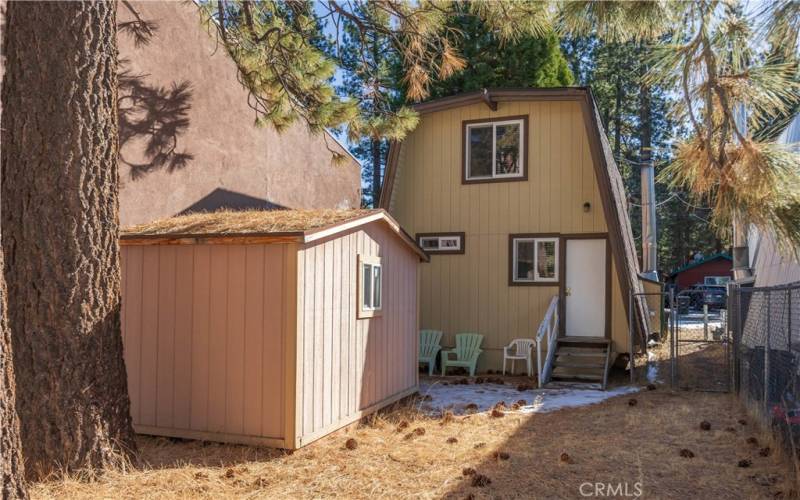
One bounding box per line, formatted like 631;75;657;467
551;372;604;382
542;336;612;390
544;336;612;389
556;347;607;357
552;364;603;376
557;337;609;348
553;358;606;369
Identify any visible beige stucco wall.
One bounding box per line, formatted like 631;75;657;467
294;222;419;447
121;242;293;447
117;1;361;227
389;99;631;368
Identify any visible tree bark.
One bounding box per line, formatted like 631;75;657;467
614;74;623;163
0;229;26;499
1;1;136;479
218;0;227;42
0;3;28;496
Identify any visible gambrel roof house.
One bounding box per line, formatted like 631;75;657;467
117;1;361;227
380;88;649;385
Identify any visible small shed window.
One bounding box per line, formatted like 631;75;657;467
511;237;559;284
465;117;526;182
358;255;382;318
416;232;465;254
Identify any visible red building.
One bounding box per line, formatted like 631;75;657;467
669;253;732;290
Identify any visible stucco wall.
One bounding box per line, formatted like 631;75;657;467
117;1;361;227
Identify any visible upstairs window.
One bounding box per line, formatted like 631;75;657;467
358;255;382;318
417;232;465;255
510;236;559;284
464;116;527;183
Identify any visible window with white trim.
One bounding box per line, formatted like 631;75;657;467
417;233;464;254
465;118;524;181
358;255;382;318
511;237;559;283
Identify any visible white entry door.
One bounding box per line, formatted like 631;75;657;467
565;239;606;337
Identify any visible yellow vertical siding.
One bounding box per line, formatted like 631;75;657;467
391;100;631;368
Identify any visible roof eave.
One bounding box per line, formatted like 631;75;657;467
121;210;429;261
412;87;589;114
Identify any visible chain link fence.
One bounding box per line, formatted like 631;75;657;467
731;282;800;475
673;289;730;391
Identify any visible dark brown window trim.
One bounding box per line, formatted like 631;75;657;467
508;233;560;286
462;115;529;185
416;232;466;255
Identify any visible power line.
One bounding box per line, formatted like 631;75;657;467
627;192;710;211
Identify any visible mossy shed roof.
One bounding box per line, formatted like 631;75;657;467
121;209;428;260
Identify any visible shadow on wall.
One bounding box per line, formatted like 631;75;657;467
178;188;286;216
118;62;194;180
118;3;194;180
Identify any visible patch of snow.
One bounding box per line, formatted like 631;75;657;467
418;381;639;416
674;311;724;329
646;350;660;383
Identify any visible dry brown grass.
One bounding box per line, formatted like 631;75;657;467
123;208;377;236
30;390;794;499
646;320;730;391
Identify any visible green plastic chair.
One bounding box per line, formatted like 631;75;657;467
419;330;443;376
441;333;484;376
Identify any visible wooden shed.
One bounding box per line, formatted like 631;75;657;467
120;209;427;449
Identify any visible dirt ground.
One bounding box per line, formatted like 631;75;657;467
31;387;795;499
644;311;730;391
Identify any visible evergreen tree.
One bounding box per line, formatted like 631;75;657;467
424;5;574;98
2;1;136;477
560;1;800;254
200;1;556;143
334;3;573;207
336;4;398;207
564;36;728;274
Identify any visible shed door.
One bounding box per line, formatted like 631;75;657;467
565;239;606;337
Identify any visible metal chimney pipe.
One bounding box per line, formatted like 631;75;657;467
732;215;752;280
640;158;658;280
731;103;753;281
639;82;658;281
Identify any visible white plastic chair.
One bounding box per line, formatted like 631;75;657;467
503;338;536;376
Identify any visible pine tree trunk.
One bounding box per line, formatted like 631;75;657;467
0;242;26;499
1;1;136;478
613;74;623;163
1;3;27;496
371;138;382;207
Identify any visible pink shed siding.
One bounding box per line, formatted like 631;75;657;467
294;223;419;446
121;243;290;446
